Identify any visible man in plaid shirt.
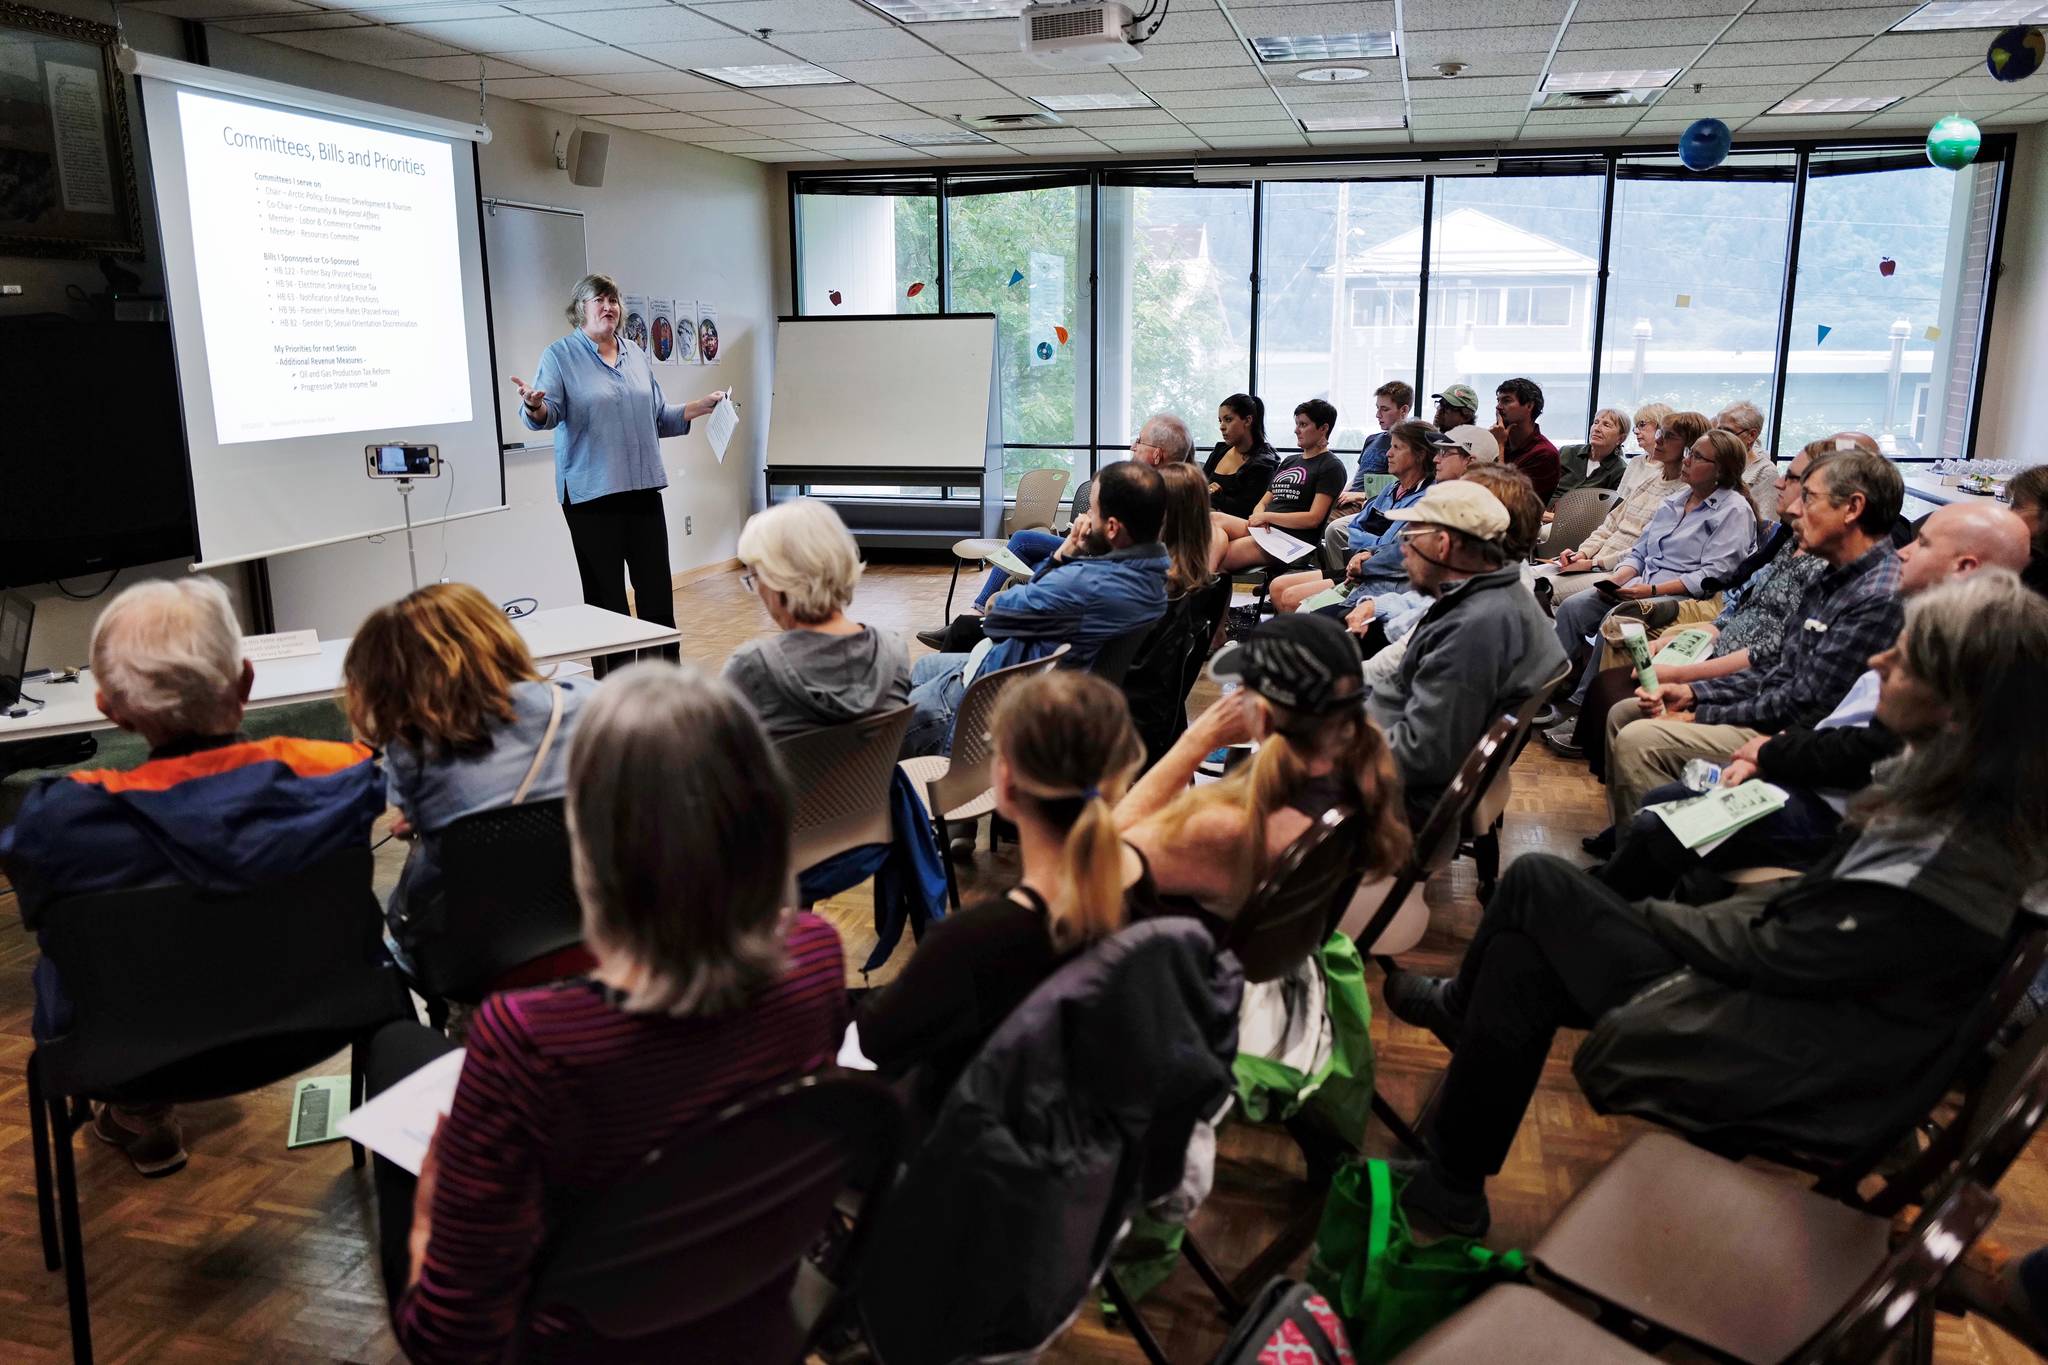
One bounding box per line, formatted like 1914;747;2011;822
1602;449;1905;829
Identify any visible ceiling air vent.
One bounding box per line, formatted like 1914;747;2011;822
963;111;1067;130
1530;87;1662;111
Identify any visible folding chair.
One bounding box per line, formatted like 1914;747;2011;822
523;1073;907;1363
775;705;917;876
942;467;1071;620
1543;487;1621;560
411;799;589;1018
22;847;413;1365
1391;1179;2002;1365
898;645;1069;908
1459;660;1573;900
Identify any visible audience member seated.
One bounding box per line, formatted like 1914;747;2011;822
2009;463;2048;593
1345;379;1414;481
1383;570;2048;1237
1430;383;1480;433
1489;377;1561;501
1356;480;1564;830
723;498;909;740
1716;400;1779;524
1550;406;1631;504
1;578;382;1177
1300;425;1496;622
1557;437;1833;769
967;412;1191;612
859;672;1147;1113
1119;614;1409;931
1216;399;1347;574
343;583;594;975
1602;449;1905;832
1598;501;2032;898
372;664;846;1362
1124;462;1228;764
1542;428;1758;735
904;460;1170;758
1281;419;1435;604
1544;406;1694;602
1204;392;1281;519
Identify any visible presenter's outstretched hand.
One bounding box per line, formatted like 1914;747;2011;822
680;391;728;422
510;376;548;415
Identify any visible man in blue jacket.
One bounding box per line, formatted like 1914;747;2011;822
0;578;383;1177
901;460;1169;757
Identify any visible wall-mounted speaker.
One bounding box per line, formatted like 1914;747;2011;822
568;130;610;188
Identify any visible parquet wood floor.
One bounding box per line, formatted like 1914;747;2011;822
1;556;2042;1363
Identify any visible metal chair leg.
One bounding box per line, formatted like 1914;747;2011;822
1181;1232;1246;1319
1373;1088;1428;1156
1102;1269;1171;1365
349;1042;367;1169
27;1059;60;1271
943;559;964;622
936;818;962;911
49;1094;93;1365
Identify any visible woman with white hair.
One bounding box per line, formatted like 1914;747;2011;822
1552;406;1631;504
511;272;729;672
722;497;910;740
1716;400;1779;524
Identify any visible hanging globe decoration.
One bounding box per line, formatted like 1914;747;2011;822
1926;114;1983;170
1987;25;2046;83
1678;117;1732;171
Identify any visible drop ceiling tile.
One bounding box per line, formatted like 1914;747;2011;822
870;77;1015;101
765;99;920;118
264;26;464;59
1694;38;1866;67
1177;106;1301;124
1182;118;1302;134
1720;9;1913;42
1276;98;1405;120
1409;109;1540;126
592;110;719;128
1856;31;2000;60
1403;24;1553;54
683;0;895;30
1662;63;1837;91
1137;40;1263;69
643;89;786;110
1124;65;1269;90
1224;2;1394;33
1150;86;1286;109
1743;0;1911;10
988;128;1106;142
1559;16;1727;48
467;75;606;98
1139;8;1241;41
1096;135;1206;149
997;71;1149;96
384;53;541;79
131;0;307;15
947;50;1067;77
397;14;590;50
1271;70;1403;98
1312;89;1515;111
834;115;963;133
1405;75;1541;99
631;35;783;65
1054;107;1183;126
1406;45;1549;75
1203;132;1309;147
770;28;938;62
507;46;675;75
744;150;827;160
576;70;730;94
899;97;1039;118
347;3;512;23
1639;97;1776;116
764;82;911;105
214;13;371;32
1550;46;1707;71
542;8;735;43
699;104;854;124
1826;57;1979;81
1304;129;1413;146
833;145;937;158
1739;113;1868;132
500;0;680;10
822;56;981;83
1569;0;1740;17
901;19;1021;54
528;94;665;112
784;134;902;149
676;136;805;151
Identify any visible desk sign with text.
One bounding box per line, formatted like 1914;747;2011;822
243;630;321;662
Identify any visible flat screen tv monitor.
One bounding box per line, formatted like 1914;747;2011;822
1;318;197;589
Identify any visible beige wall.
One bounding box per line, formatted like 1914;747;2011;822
1979;124;2048;467
5;3;779;658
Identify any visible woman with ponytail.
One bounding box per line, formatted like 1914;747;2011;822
1205;393;1281;519
858;671;1149;1107
1119;613;1409;928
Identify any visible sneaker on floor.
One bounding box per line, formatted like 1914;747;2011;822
1949;1251;2048;1357
91;1102;187;1178
1582;826;1617;858
915;627;948;651
1532;577;1556;617
1384;971;1462;1052
947;834;976;863
1386;1155;1491;1239
1538;723;1584;759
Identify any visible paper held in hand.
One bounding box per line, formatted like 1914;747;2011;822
1648;781;1790;853
1248;525;1316;563
336;1048;466;1176
705;391;739;465
982;545;1035;580
1653;627;1716;668
1300;585;1351;613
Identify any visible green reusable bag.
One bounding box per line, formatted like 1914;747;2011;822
1233;931;1376;1144
1306;1157;1526;1360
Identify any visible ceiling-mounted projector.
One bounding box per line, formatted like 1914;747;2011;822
1021;2;1140;66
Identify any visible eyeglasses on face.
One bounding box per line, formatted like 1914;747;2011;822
740;571;757;594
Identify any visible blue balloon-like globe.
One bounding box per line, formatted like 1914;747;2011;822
1679;118;1732;172
1987;25;2046;83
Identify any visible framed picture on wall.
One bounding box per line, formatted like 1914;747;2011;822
0;1;142;257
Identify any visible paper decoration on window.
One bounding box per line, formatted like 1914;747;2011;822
1009;269;1024;286
1035;340;1053;360
906;281;925;297
828;289;842;306
1029;251;1063;369
1878;257;1896;277
1674;294;1691;308
1925;325;1943;341
1816;324;1832;345
1055;325;1070;345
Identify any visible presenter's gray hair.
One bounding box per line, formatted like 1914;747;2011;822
90;577;245;738
737;498;865;624
1141;412;1195;463
566;272;622;327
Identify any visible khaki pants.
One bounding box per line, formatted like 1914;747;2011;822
1604;698;1762;829
1592;594;1725;672
1323;514;1357;575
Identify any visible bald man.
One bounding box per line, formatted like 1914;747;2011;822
1598;500;2033;899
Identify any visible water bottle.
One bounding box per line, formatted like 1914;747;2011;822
1682;759;1723;793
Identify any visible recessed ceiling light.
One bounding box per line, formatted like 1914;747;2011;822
1299;114;1408;132
1893;1;2048;30
1031;91;1157;110
1766;94;1904;114
1252;32;1398;63
881;127;994;146
856;0;1029;20
692;63;849;88
1541;68;1680;93
1297;66;1371;83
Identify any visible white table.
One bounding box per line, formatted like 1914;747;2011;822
1;604;676;742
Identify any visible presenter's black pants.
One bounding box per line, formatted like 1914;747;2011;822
560;488;681;675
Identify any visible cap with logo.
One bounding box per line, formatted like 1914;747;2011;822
1432;383;1480;413
1208;613;1363;715
1385;479;1511;540
1426;424;1501;464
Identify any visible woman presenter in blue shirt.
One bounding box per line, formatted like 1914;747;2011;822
511;273;725;671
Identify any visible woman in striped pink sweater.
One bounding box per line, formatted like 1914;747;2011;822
368;663;846;1363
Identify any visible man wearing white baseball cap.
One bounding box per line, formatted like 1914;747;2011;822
1370;479;1565;829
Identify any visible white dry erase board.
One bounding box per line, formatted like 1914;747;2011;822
766;315;1002;476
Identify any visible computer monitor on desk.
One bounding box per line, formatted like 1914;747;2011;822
1;592;33;710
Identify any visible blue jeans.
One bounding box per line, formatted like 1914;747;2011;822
1554;587;1616;706
973;530;1062;609
903;652;971;758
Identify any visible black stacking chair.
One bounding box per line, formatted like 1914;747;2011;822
411;799;587;1016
